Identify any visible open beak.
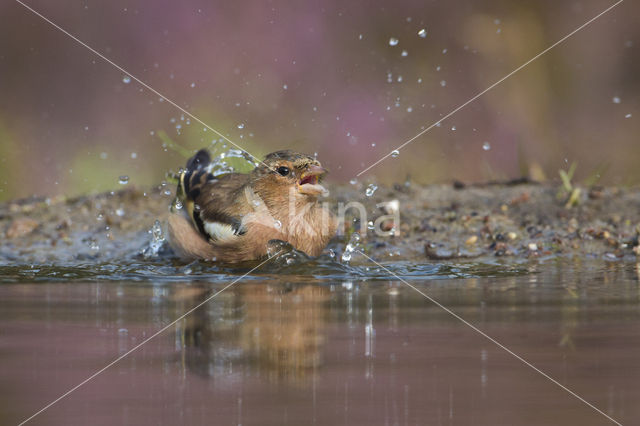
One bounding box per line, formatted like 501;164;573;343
297;164;328;196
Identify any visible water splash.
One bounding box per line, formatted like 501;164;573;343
142;220;165;258
341;233;362;263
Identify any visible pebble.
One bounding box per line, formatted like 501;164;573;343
6;218;39;239
465;235;478;245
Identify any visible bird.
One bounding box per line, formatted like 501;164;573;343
167;149;338;262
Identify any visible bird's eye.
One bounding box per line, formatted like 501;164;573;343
276;166;290;176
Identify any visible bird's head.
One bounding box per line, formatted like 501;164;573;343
251;150;328;198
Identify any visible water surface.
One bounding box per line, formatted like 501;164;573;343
1;258;639;425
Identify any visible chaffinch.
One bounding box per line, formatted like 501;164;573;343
168;149;338;262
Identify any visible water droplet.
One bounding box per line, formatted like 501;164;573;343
142;220;166;258
122;75;131;84
440;80;447;87
612;96;621;104
274;220;282;229
482;142;491;151
237;123;245;129
625;113;632;119
401;50;408;57
349;178;358;185
442;48;448;54
388;37;399;46
190;82;196;88
451;126;456;131
406;106;412;112
358;34;363;40
100;152;108;160
418;28;427;38
365;184;378;197
118;175;129;184
390;149;400;158
115;207;125;217
341;232;362;263
282;84;288;90
172;198;183;210
89;239;100;251
367;221;375;230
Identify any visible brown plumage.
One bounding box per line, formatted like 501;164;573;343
168;149;338;262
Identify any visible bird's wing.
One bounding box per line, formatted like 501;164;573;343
177;151;251;243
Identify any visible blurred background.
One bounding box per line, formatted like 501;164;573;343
0;0;637;201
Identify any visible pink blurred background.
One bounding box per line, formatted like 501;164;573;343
0;0;638;200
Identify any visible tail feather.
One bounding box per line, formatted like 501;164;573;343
185;149;211;172
177;149;211;204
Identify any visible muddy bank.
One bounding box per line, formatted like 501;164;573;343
1;181;640;265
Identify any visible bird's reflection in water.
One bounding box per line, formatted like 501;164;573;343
181;282;330;385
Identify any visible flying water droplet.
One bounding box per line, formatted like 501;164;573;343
401;50;408;57
482;142;491;151
440;80;447;87
418;28;427;38
122;75;131;84
118;175;129;185
388;37;399;46
349;178;358;185
237;123;245;129
274;220;282;229
625;113;632;118
172;198;183;211
88;238;100;251
390;149;400;158
365;184;378;197
612;96;621;104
